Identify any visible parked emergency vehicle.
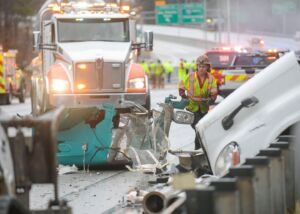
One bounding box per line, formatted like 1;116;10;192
206;47;282;97
0;48;26;105
31;1;153;116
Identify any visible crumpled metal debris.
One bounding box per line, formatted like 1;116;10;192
57;164;78;175
126;188;149;204
196;174;219;186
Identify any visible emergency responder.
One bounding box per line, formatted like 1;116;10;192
163;61;174;83
150;61;157;88
155;59;165;89
178;58;187;82
178;55;218;150
140;60;150;76
191;60;197;72
184;60;191;74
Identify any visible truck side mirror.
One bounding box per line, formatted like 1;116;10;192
144;31;153;52
33;31;41;51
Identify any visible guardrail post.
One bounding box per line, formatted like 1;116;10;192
185;186;215;214
227;165;255;214
244;157;271;214
257;148;286;214
270;141;295;212
210;178;239;214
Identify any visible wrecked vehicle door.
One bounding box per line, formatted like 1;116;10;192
196;52;300;176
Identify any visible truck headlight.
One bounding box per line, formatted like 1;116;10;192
172;109;194;124
128;78;145;89
51;79;70;93
215;142;240;176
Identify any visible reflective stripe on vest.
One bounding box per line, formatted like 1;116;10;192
0;53;5;93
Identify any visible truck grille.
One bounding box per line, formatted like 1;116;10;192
75;62;99;91
75;60;124;93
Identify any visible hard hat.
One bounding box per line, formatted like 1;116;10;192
196;55;210;66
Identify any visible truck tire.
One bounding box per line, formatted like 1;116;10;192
144;81;151;111
31;84;39;116
18;80;26;103
0;196;29;214
5;93;12;105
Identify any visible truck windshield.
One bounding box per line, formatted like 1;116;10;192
206;52;236;68
58;18;129;42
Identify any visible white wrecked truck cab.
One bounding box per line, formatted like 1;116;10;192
196;52;300;176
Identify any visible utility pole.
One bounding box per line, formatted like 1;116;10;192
226;0;231;44
236;0;240;43
3;0;9;51
217;0;222;44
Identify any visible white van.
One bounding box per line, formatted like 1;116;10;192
196;52;300;176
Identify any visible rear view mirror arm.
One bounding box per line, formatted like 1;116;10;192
222;96;259;130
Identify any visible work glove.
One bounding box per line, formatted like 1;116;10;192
180;94;188;99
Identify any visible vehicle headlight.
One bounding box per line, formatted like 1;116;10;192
51;79;70;93
129;78;145;89
215;142;240;176
172;109;194;124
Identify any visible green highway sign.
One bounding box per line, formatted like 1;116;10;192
182;3;205;24
155;4;179;25
272;1;296;15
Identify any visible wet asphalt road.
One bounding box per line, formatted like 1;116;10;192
0;88;195;213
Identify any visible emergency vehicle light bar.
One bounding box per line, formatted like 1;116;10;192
48;1;131;15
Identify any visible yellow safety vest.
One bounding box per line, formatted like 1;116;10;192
179;73;217;113
141;63;150;75
0;53;5;93
163;62;174;74
191;63;197;72
178;62;187;81
155;64;164;76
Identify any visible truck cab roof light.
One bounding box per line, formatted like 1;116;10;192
121;5;130;12
48;2;130;15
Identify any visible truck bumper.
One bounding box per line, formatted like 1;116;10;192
49;92;147;109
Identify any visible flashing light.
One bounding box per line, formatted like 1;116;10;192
77;63;87;70
52;5;62;13
221;46;232;51
107;3;118;7
48;1;130;15
206;18;212;23
94;2;106;7
268;48;278;53
77;83;86;90
121;5;130;12
267;56;277;60
260;40;265;45
74;2;91;9
48;3;55;8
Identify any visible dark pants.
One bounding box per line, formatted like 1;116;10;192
191;111;207;150
167;73;172;83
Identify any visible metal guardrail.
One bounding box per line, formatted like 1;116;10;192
181;135;297;214
139;135;298;214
